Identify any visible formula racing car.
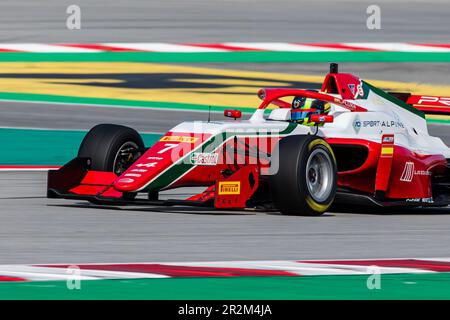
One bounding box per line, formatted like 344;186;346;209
47;64;450;215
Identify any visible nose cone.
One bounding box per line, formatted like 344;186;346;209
113;132;210;192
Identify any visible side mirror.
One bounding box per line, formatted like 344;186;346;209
224;109;242;120
310;114;334;124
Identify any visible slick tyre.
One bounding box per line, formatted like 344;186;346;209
270;135;337;216
78;124;144;175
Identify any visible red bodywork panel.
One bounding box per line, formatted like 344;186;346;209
374;134;395;197
214;165;259;209
69;171;121;197
327;138;380;194
327;137;447;199
407;95;450;115
386;149;445;199
321;73;365;99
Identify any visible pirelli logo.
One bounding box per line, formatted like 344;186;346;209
218;181;241;195
160;136;198;143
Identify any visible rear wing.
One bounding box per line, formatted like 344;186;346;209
389;92;450;115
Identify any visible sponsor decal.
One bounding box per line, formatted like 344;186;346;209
135;162;157;168
353;115;361;134
382;136;394;143
123;173;141;177
342;100;357;111
334;98;358;111
400;162;431;182
353;117;404;133
190;152;219;166
118;178;135;184
348;84;356;95
348;81;365;99
363;120;404;129
354;82;365;99
160;136;198;143
406;197;434;203
422;197;434;204
218;181;241;195
417;96;450;106
400;162;414;182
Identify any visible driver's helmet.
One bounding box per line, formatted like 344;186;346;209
291;97;331;126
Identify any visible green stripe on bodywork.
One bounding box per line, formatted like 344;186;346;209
1;273;450;299
363;81;426;119
0;52;450;62
0;128;161;165
145;122;298;190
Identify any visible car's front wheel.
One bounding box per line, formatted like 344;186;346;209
78;124;145;201
78;123;144;175
269;135;337;216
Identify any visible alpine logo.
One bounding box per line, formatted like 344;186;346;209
400;162;415;182
400;162;431;182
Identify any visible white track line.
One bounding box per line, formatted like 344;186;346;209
344;42;450;52
102;43;228;52
0;43;449;53
224;42;345;52
2;258;446;282
0;43;101;53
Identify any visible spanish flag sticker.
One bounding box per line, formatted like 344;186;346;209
381;146;394;155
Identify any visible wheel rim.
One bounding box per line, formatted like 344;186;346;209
113;141;140;175
305;147;334;203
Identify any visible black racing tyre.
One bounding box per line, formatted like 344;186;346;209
269;135;337;216
78;124;144;175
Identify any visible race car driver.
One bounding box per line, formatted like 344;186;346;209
290;96;331;126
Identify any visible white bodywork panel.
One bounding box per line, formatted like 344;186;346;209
169;91;450;159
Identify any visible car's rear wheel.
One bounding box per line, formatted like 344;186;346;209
78;124;145;199
269;135;337;216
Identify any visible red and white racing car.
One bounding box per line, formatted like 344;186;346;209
47;64;450;215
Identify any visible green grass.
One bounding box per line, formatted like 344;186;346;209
0;128;161;165
0;51;449;62
1;273;450;300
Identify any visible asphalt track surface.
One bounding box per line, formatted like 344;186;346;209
1;0;449;43
0;99;449;264
1;171;450;264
